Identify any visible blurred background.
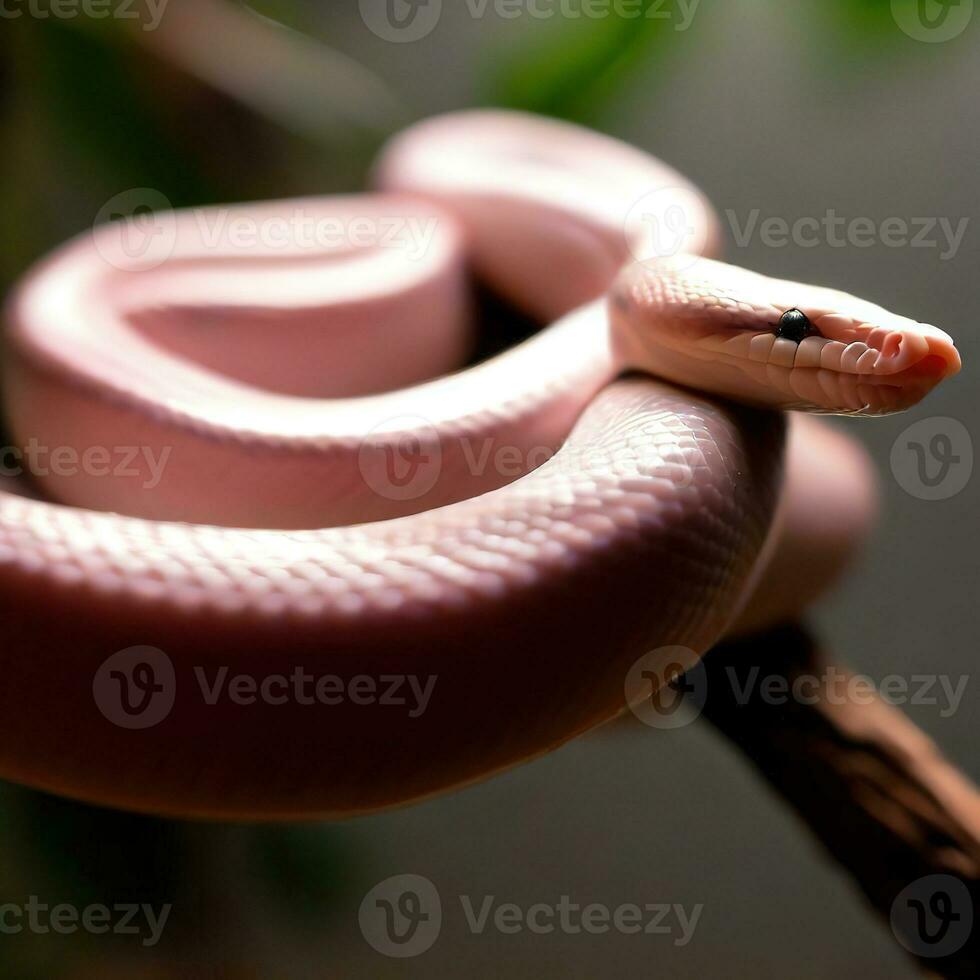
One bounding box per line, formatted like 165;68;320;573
0;0;977;976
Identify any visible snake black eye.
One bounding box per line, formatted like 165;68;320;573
776;309;814;343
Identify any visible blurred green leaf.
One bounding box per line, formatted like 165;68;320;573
821;0;977;48
823;0;907;42
482;3;677;122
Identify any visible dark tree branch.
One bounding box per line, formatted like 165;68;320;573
699;625;980;978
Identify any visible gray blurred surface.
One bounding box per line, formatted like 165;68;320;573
307;3;978;977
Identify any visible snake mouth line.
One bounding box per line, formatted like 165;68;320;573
701;320;959;376
688;305;961;412
697;334;956;414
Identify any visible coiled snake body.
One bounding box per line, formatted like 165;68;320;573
0;112;960;817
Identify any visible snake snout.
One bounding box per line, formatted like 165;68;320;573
787;312;962;414
810;313;960;379
609;258;962;416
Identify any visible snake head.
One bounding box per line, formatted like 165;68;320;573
610;256;961;416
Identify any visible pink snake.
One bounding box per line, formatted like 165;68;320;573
0;111;961;818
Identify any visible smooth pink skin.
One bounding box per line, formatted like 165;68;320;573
0;110;959;818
